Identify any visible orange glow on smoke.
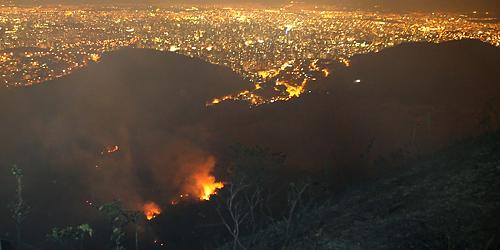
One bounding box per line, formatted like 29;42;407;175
143;201;161;220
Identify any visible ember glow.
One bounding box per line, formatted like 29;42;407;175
107;145;119;154
143;201;161;220
101;145;120;155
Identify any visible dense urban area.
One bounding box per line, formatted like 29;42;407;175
1;5;499;103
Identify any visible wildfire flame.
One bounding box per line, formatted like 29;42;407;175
143;201;161;220
197;175;224;201
183;156;225;201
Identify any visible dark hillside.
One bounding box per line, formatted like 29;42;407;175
225;130;500;249
0;48;251;247
0;40;499;249
212;40;500;173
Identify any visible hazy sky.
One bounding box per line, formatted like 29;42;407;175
6;0;500;12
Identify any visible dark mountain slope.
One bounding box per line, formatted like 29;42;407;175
0;47;249;164
0;40;498;249
0;48;251;246
332;39;500;106
237;130;500;250
211;40;500;176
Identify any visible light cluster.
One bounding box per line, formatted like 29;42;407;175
1;5;498;103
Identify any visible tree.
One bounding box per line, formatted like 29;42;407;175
216;145;287;249
216;181;249;250
47;224;93;250
282;181;310;248
99;201;128;250
99;201;144;250
127;211;143;250
10;165;29;247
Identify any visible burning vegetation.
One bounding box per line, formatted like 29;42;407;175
196;174;225;201
142;156;224;222
182;156;225;201
143;201;161;220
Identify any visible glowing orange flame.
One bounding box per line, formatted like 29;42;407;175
198;176;224;201
143;201;161;220
192;170;224;201
184;156;225;201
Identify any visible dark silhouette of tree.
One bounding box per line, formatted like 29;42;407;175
10;165;29;247
98;201;144;250
216;181;249;250
282;181;310;248
216;145;290;249
47;224;93;250
127;211;143;250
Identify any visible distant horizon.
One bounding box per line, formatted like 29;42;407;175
2;0;499;13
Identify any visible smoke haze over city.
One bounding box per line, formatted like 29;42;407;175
0;0;499;249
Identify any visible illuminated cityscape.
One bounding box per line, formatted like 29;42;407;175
1;5;499;103
1;1;500;249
